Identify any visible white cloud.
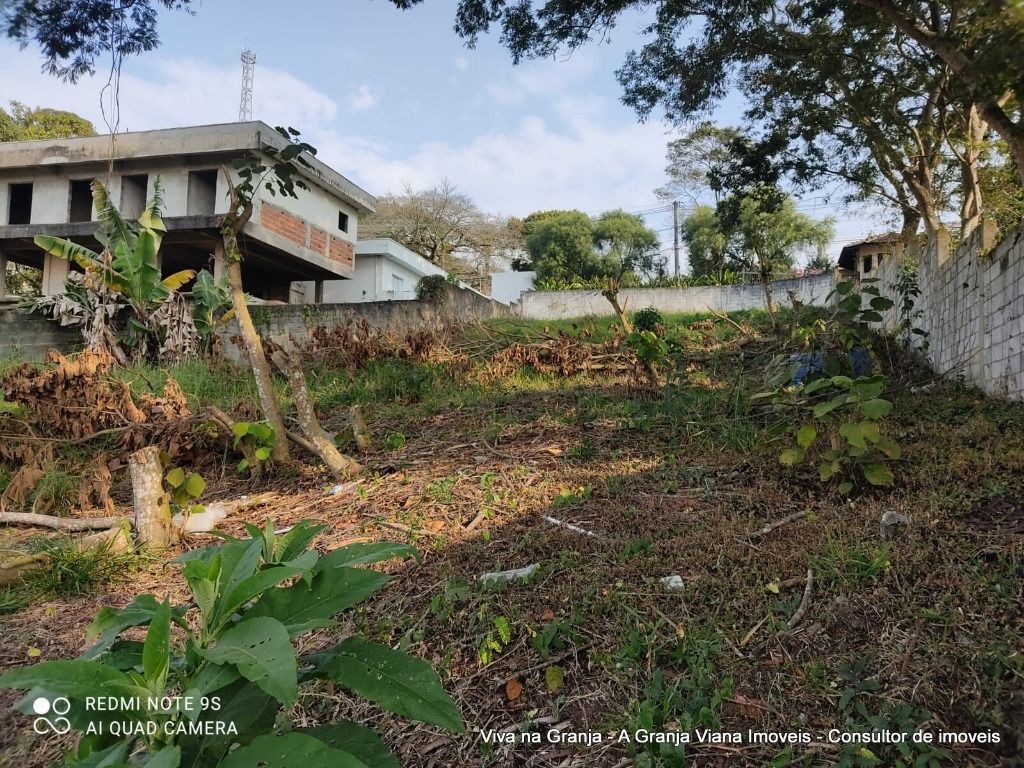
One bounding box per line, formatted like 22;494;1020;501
350;84;378;112
454;55;469;71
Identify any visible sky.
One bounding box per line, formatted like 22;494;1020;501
1;0;893;269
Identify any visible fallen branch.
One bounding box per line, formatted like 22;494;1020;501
749;509;807;538
0;512;127;531
708;307;751;336
898;617;926;677
0;553;48;586
786;569;814;630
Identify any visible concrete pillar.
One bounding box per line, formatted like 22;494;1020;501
314;280;324;304
0;252;7;297
41;254;70;295
213;251;226;282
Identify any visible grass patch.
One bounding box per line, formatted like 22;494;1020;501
26;536;142;597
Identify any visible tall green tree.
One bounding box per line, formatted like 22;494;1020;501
0;101;96;141
524;208;661;330
680;205;731;280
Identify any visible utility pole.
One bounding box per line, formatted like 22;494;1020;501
239;49;256;122
672;200;680;276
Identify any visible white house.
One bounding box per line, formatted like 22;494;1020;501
312;238;449;303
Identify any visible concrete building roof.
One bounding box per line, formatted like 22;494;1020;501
0;121;376;214
355;238;448;279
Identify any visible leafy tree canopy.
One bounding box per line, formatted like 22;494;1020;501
523;209;662;284
2;0;193;81
0;101;96;141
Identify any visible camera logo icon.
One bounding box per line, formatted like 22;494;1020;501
31;697;71;735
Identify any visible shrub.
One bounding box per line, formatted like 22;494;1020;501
632;306;664;333
0;521;464;767
416;274;449;303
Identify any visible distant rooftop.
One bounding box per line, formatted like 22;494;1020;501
0;121;376;213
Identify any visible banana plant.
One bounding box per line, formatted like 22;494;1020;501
33;179;196;358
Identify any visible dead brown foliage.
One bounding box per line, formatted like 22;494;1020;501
0;349;190;453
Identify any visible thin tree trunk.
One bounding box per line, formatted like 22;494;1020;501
350;405;372;453
757;254;777;328
271;350;362;478
601;282;633;334
959;105;987;240
129;445;173;548
222;250;290;463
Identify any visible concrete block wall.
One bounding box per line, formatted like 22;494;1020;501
517;273;836;320
0;303;81;361
874;221;1023;400
217;285;508;362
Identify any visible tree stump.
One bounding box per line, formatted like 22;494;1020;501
129;445;173;547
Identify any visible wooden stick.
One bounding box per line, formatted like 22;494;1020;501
786;569;814;630
749;509;807;538
0;512;127;531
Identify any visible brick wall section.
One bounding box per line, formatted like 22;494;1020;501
329;236;354;268
260;202;308;249
874;221;1023;400
310;226;327;257
218;285;508;363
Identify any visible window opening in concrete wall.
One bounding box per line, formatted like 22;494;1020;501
863;255;873;274
120;174;149;218
338;211;349;232
187;169;218;215
69;179;94;222
8;183;32;225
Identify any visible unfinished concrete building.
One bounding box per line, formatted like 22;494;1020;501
0;121;376;302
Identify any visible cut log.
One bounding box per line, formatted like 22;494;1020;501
129;445;174;548
271;350;361;479
0;512;127;531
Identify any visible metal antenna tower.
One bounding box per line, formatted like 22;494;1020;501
239;49;256;122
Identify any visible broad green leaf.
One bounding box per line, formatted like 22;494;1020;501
254;447;271;461
184;473;206;498
165;467;185;488
851;378;885;399
839;422;867;449
860;399;893;419
861;311;884;323
142;600;171;691
859;420;881;443
84;595;186;660
308;637;464;733
275;522;327;563
818;460;840;481
189;663;240;696
779;448;803;466
177;679;277;763
248;566;389;635
801;378;833;395
232;422;249;438
199;617;297;706
216;563;306;625
813;395;849;418
830;375;853;388
72;740;132;768
300;723;400;768
863;463;894;486
837;481;853;494
876;436;902;459
219;733;368;768
870;296;894;311
316;542;418;572
0;660;141;700
144;747;180;768
796;424;817;449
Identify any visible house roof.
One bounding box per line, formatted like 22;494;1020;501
355;238;449;279
837;232;902;270
0;121;376;213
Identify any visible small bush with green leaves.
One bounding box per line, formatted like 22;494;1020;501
231;420;275;474
0;521;464;767
758;280;900;492
164;466;206;517
415;275;449;303
632;306;664;334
